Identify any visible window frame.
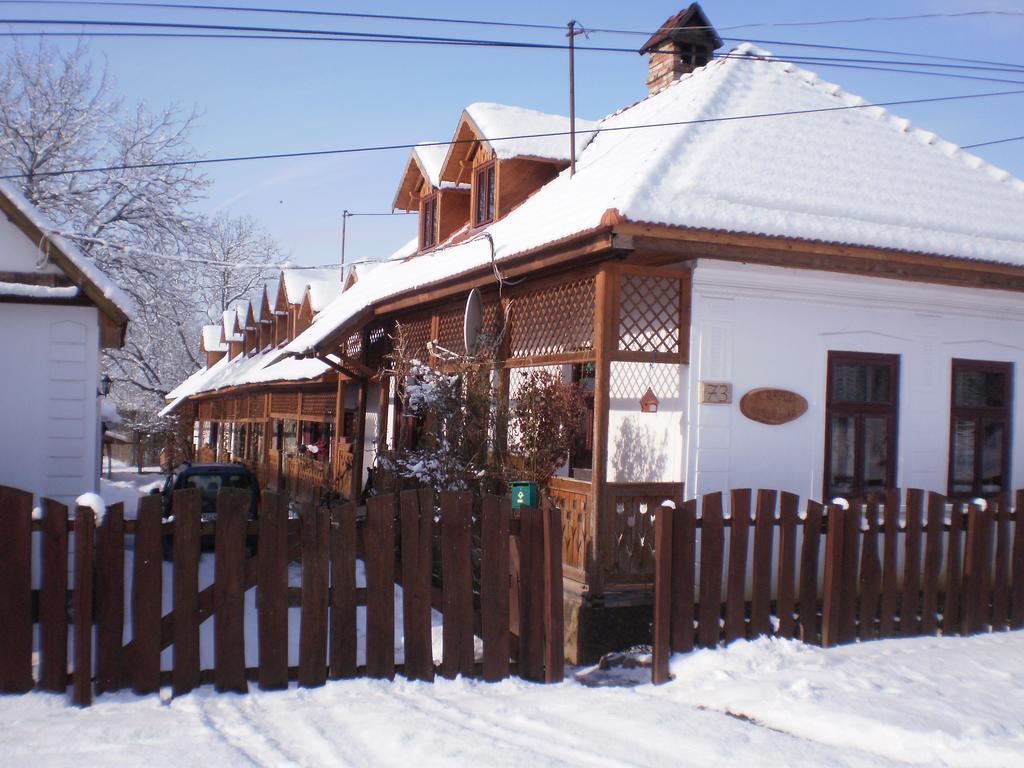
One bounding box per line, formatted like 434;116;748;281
472;160;496;227
419;192;438;250
824;350;900;500
947;358;1013;499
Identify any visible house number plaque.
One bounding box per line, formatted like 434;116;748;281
699;381;732;404
740;388;808;425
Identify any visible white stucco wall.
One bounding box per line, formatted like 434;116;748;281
686;260;1024;502
0;302;101;507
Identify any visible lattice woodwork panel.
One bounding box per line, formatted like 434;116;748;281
549;485;589;572
617;273;681;355
510;278;595;358
609;361;682;400
301;391;336;418
436;309;462;353
249;395;266;418
365;322;392;368
270;391;298;416
343;332;362;358
398;316;432;362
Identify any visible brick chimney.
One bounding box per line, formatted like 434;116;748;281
640;4;723;95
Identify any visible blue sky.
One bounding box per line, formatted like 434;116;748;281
5;1;1023;266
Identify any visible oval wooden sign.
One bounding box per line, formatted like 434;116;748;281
740;388;808;425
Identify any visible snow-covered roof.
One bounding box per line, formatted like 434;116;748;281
222;309;243;343
0;281;79;299
282;267;339;306
305;270;344;312
0;179;135;320
414;143;462;189
202;324;227;353
461;102;599;163
287;45;1024;356
160;346;331;416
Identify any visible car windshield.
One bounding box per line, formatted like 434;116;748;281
182;472;253;500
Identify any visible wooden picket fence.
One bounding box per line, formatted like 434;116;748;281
0;485;564;706
652;488;1024;683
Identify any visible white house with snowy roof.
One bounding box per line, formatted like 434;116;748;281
163;4;1024;661
0;180;132;508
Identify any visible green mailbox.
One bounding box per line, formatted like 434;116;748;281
510;481;538;509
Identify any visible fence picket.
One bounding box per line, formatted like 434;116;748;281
751;489;777;638
821;505;845;648
798;500;823;644
900;489;924;636
299;502;329;688
698;492;725;649
481;493;510;682
518;505;546;680
671;499;697;653
40;497;69;693
652;502;673;685
96;502;125;694
542;497;565;683
365;494;396;680
857;499;882;641
839;500;860;644
963;503;987;634
879;489;901;637
214;488;248;693
171;488;201;697
257;491;289;690
72;505;95;707
921;492;945;634
329;502;357;680
132;495;163;694
1012;490;1024;628
401;489;435;682
991;494;1011;630
776;493;799;640
724;489;750;644
943;503;966;635
0;486;33;694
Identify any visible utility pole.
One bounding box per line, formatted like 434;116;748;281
567;20;579;176
340;209;349;281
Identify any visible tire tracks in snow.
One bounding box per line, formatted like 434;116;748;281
193;693;303;767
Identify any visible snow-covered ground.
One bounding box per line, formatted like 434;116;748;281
2;633;1023;767
11;466;1024;767
99;460;164;517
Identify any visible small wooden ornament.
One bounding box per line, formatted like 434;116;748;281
640;387;659;413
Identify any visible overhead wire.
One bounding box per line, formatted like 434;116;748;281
961;135;1024;150
2;85;1022;182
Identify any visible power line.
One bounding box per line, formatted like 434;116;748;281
2;86;1022;181
961;135;1024;150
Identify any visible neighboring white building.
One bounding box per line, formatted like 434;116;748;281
0;181;132;507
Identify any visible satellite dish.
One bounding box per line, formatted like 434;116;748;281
464;287;483;356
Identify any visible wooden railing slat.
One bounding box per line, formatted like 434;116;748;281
671;499;697;653
857;499;882;641
652;501;673;685
697;492;724;649
943;503;966;636
991;494;1011;630
798;500;823;645
132;495;163;694
542;497;565;683
298;501;329;688
518;505;546;680
1011;490;1024;628
900;489;924;636
72;505;95;707
921;492;946;635
329;502;358;679
365;494;396;680
878;489;901;638
257;491;289;690
751;489;777;638
172;488;201;697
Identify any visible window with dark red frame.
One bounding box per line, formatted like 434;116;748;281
474;161;495;227
948;359;1013;498
825;351;900;499
420;193;437;249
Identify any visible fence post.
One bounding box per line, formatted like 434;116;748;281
821;503;846;648
652;500;674;685
40;497;69;693
95;502;125;694
0;486;33;694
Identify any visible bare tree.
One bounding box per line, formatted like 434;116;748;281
0;40;282;428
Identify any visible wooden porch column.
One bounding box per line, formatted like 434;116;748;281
376;376;390;456
589;264;617;598
351;377;368;501
494;297;512;463
333;375;347;494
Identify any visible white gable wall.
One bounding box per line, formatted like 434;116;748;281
687;260;1024;502
0;302;101;507
0;212;62;275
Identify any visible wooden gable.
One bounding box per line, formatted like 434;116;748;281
256;284;274;350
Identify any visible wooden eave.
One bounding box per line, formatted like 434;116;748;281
439;112;486;186
183;370;342;405
0;191;129;347
611;220;1024;292
392;152;434;212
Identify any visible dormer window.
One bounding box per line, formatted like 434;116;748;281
420;193;438;249
474;161;495;227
